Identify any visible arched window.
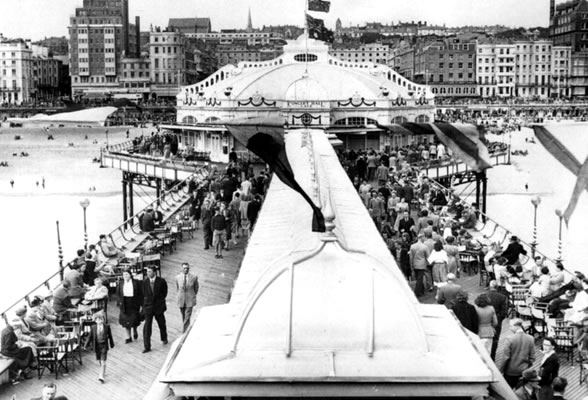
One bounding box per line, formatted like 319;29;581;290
415;115;430;123
205;116;219;123
182;116;197;124
392;116;408;124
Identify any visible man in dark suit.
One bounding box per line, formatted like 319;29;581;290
397;211;415;241
486;280;509;360
500;235;527;265
176;262;199;333
142;265;168;353
497;318;536;388
140;208;155;232
538;337;559;400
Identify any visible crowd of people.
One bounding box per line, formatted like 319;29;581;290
337;144;582;400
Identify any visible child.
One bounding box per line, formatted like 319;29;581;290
91;311;114;383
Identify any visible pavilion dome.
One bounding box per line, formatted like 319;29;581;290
182;35;432;103
284;75;329;101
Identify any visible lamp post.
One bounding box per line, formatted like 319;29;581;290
80;198;90;250
555;209;564;262
105;129;109;150
530;196;541;257
56;220;64;280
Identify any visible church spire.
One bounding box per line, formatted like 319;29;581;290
247;7;253;32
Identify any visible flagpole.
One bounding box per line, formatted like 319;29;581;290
304;0;309;74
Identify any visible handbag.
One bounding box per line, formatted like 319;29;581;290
139;310;145;322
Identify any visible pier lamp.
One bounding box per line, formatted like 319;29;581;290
80;198;90;250
555;208;564;262
530;196;541;257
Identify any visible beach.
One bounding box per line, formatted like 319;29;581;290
0;125;156;311
485;124;588;272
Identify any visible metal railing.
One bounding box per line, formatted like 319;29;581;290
0;172;205;326
425;177;572;275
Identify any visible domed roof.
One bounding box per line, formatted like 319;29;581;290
285;75;329;101
182;35;432;103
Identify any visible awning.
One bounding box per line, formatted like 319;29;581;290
160;124;227;132
326;127;382;135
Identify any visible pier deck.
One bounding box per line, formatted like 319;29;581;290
2;230;587;399
0;229;245;400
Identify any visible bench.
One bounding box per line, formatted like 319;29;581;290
0;356;15;384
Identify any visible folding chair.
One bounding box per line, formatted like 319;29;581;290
36;338;68;379
554;325;575;365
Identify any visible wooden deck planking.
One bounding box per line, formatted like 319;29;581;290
0;228;245;400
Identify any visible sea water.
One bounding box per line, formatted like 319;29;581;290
0;125;157;311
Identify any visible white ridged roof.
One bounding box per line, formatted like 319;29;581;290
160;130;495;397
180;35;433;103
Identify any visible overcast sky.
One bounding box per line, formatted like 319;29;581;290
1;0;550;40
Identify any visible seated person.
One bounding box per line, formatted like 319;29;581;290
1;323;35;382
82;277;109;304
64;263;87;299
548;290;576;319
97;234;125;266
139;208;155;232
499;235;527;266
12;306;50;349
25;297;54;336
52;280;75;320
459;204;477;229
549;262;567;293
38;294;57;323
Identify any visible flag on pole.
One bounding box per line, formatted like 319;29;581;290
308;0;331;12
533;125;588;225
224;118;326;232
378;122;492;172
306;14;334;43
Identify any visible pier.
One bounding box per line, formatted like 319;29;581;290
0;205;246;399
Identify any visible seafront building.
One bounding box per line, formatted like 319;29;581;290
0;40;62;105
413;35;478;97
550;0;588;96
68;0;141;100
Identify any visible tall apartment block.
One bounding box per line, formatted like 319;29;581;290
69;0;140;99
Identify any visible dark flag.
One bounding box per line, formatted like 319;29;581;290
533;125;588;225
378;122;492;172
224;118;326;232
306;14;334;43
308;0;331;12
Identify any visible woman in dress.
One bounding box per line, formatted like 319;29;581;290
474;293;497;355
444;236;461;277
116;269;142;343
428;240;449;286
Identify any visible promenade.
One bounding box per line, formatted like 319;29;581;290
0;227;246;400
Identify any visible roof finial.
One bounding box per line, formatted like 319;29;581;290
321;190;336;241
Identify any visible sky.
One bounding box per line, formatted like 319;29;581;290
0;0;550;41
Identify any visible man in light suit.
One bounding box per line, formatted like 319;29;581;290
435;273;461;308
497;318;536;388
142;265;168;353
176;262;199;333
